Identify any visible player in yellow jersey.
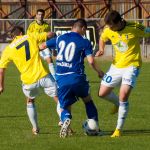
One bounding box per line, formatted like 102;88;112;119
95;10;150;137
27;9;56;81
27;9;63;127
0;26;61;135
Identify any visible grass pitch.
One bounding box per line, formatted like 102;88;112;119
0;61;150;150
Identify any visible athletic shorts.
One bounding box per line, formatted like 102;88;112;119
22;74;57;99
39;48;52;60
58;81;90;109
101;65;140;88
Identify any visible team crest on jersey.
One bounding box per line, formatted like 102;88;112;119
115;41;128;52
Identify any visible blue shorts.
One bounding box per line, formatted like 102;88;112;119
58;81;90;109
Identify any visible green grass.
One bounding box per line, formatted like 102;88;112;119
0;61;150;150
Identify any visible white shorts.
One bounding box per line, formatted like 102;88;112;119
40;48;52;60
22;74;57;99
101;65;140;88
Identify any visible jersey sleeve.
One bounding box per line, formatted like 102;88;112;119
0;47;11;68
100;27;109;42
46;37;57;49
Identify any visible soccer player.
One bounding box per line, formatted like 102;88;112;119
27;9;56;80
40;19;104;138
27;9;62;126
0;26;59;135
95;10;150;137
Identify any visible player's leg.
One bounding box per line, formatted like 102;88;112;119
111;84;131;137
111;66;139;137
58;85;76;138
26;98;39;135
82;95;98;122
99;65;121;113
48;59;56;80
22;83;39;135
41;75;62;125
73;81;101;134
39;48;56;80
99;85;119;114
53;95;63;126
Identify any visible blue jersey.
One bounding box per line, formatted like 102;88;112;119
46;32;93;87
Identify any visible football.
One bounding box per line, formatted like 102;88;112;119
82;119;99;136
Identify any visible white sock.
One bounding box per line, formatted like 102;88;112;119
49;63;56;80
103;92;119;106
116;101;129;130
56;101;62;119
27;103;38;129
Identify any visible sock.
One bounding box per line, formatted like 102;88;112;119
103;92;119;106
56;101;62;119
49;63;56;80
27;103;38;129
85;100;98;121
61;109;72;123
116;101;129;130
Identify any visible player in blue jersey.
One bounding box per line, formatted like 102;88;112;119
40;19;104;138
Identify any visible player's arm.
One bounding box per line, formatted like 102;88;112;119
85;40;104;78
95;39;106;56
39;37;57;50
95;27;108;57
87;55;104;78
0;47;10;94
0;68;5;94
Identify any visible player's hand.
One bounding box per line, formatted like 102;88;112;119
98;70;105;78
39;42;46;50
95;50;104;57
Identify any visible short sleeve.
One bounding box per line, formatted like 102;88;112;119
46;37;57;49
100;27;109;42
0;47;11;68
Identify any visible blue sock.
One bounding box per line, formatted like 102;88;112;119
61;109;72;123
85;100;98;121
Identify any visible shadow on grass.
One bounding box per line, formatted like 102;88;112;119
31;129;150;137
123;129;150;136
102;129;150;137
0;115;25;119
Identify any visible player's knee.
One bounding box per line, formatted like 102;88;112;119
82;95;92;103
98;91;106;98
46;57;53;64
27;98;34;104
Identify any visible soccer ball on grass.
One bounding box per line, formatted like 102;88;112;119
82;119;99;136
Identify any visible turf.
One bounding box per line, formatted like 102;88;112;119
0;61;150;150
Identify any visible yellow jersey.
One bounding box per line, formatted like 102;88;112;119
0;33;49;84
100;21;150;68
27;20;50;34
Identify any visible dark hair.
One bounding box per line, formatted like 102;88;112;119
11;26;25;35
104;10;122;25
37;9;45;15
73;18;87;29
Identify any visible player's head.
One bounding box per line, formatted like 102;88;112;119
72;18;87;35
11;26;24;38
104;10;124;31
36;9;45;22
